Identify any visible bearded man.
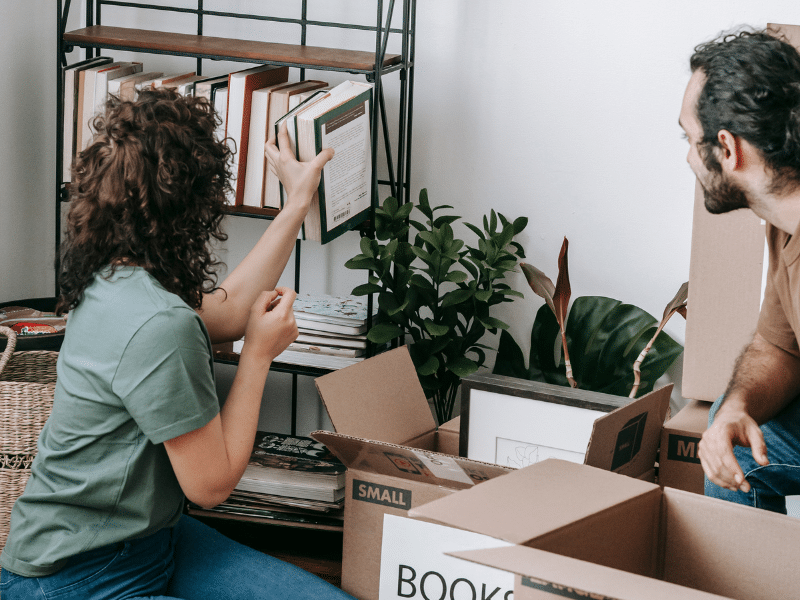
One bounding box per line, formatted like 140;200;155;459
680;29;800;513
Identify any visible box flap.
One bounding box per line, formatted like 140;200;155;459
448;546;728;600
314;346;436;445
409;459;658;545
682;180;764;401
664;399;710;435
311;430;510;489
584;385;672;477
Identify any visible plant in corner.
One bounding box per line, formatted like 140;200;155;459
345;189;528;425
494;237;687;398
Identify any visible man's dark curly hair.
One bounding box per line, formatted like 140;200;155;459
690;29;800;193
56;87;232;314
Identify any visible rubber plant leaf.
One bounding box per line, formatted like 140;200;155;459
494;296;683;397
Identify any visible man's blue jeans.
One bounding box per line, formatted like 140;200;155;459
705;394;800;514
0;515;353;600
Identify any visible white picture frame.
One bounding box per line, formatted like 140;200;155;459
460;373;632;468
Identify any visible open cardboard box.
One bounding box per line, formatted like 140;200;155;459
311;346;512;600
311;346;672;600
411;458;800;600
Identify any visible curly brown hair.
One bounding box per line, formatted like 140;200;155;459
56;87;232;314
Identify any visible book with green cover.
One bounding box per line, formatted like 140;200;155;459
276;81;374;243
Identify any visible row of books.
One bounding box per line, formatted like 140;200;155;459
62;58;374;244
190;431;345;529
233;293;375;370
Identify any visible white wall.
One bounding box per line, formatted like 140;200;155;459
0;1;58;302
4;1;800;430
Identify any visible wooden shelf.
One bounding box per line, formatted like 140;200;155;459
63;26;403;74
187;507;343;533
223;205;280;220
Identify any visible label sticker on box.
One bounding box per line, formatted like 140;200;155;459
379;515;514;600
411;451;474;485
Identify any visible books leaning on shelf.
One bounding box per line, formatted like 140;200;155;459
62;56;112;181
77;60;143;153
260;80;329;209
242;80;327;208
225;64;290;206
236;431;345;506
275;80;375;243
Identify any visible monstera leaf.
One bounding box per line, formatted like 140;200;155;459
494;295;683;397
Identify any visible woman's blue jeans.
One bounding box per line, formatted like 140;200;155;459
0;515;353;600
705;394;800;514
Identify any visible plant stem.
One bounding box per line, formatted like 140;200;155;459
629;322;666;398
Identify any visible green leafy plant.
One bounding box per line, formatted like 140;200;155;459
345;189;528;424
494;237;686;398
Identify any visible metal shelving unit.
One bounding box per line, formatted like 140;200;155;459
56;0;416;435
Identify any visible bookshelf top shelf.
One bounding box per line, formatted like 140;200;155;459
63;26;403;74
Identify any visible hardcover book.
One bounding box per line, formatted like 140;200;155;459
276;81;374;243
241;81;301;208
262;80;329;208
62;56;112;181
225;64;289;205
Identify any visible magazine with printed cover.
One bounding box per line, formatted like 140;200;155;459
236;431;346;500
292;293;375;326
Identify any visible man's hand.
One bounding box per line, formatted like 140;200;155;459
264;120;334;211
698;400;769;493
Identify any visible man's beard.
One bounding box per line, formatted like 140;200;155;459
702;169;750;215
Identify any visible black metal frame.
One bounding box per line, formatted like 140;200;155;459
56;0;416;434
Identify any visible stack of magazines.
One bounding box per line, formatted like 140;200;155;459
189;431;345;529
234;294;378;370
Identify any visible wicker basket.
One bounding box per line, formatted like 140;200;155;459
0;326;57;551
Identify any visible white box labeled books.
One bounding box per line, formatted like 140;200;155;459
379;515;513;600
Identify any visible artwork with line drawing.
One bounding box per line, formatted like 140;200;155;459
495;437;585;469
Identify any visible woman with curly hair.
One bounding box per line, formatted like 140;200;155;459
0;87;351;600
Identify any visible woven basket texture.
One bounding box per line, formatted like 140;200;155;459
0;326;57;551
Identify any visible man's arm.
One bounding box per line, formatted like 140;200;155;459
198;122;334;343
698;332;800;492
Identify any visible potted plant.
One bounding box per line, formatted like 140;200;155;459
345;190;528;424
494;237;686;398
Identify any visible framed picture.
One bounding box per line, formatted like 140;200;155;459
459;373;641;469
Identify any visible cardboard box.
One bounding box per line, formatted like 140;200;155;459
658;399;711;494
682;180;764;401
311;347;671;600
311;347;512;600
411;459;800;600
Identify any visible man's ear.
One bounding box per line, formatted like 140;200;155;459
717;129;743;171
